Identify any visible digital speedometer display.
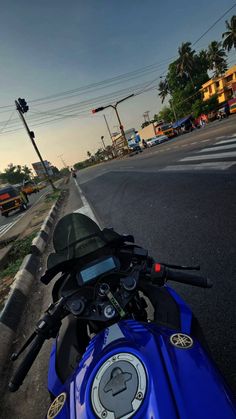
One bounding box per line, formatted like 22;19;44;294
80;257;116;284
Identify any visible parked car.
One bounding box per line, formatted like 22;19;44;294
147;135;169;147
0;185;28;217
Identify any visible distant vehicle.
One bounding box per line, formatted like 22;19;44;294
37;181;47;190
22;180;39;195
156;123;177;138
147;135;169;147
128;133;142;154
0;185;28;217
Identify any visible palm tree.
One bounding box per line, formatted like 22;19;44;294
207;41;227;77
222;15;236;51
158;79;169;103
177;42;195;86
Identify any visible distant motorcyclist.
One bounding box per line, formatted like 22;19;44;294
71;168;77;178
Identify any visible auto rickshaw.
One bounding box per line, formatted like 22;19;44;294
0;185;28;217
22;179;39;195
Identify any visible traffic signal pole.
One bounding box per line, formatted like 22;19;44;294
15;100;56;192
92;94;135;150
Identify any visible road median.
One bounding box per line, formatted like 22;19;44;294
0;187;66;377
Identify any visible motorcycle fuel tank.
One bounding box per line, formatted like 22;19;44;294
65;320;236;419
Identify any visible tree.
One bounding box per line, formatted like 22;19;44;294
158;79;169;103
191;95;218;118
0;164;32;184
141;121;151;129
87;151;92;158
158;106;174;123
177;42;195;86
222;15;236;51
207;41;227;77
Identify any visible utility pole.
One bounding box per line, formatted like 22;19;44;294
15;98;56;191
103;114;113;142
92;94;134;149
143;111;150;123
58;154;68;169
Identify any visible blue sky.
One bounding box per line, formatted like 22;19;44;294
0;0;235;170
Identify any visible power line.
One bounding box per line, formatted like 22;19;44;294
0;111;15;134
192;3;236;46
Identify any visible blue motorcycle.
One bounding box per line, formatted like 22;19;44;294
9;213;236;418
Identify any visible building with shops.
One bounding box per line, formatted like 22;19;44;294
201;64;236;104
32;160;54;179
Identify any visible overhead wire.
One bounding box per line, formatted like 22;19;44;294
0;4;235;133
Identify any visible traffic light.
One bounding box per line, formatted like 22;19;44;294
18;98;29;113
92;107;104;113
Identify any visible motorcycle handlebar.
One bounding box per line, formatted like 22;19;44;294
8;334;45;392
165;267;213;288
150;263;212;288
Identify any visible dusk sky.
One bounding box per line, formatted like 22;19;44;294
0;0;235;171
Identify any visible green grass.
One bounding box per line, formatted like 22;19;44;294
45;190;61;202
0;259;22;280
0;232;37;280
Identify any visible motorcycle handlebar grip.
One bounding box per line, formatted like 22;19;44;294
8;335;45;392
166;268;213;288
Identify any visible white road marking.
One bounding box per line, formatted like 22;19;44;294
0;214;24;238
0;187;51;239
190;142;198;145
160;162;236;171
216;137;236;145
215;136;229;140
180;151;236;161
201;139;210;143
74;179;100;226
198;144;236;153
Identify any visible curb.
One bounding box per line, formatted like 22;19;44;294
0;191;65;375
30;192;64;255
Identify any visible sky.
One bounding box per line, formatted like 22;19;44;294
0;0;235;171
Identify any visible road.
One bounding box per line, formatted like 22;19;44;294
1;117;236;417
78;116;236;391
0;186;51;240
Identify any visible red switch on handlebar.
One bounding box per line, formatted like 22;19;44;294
154;263;162;273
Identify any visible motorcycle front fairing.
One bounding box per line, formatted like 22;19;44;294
47;288;236;419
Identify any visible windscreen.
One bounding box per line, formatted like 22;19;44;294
50;213;107;265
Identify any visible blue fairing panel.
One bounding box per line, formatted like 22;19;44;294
66;320;236;419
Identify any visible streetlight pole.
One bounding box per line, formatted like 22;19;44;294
103;114;113;142
160;76;177;121
92;94;135;148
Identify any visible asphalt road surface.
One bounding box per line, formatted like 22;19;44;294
78;116;236;391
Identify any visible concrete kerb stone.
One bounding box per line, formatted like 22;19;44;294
0;254;39;372
0;192;64;376
30;195;62;256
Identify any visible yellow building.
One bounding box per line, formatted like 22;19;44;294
201;64;236;104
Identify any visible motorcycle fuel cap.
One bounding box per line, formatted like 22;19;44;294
91;352;146;418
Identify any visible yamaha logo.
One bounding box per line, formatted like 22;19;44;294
47;392;67;418
170;333;193;349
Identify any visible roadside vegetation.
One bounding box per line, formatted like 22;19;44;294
0;233;37;310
